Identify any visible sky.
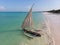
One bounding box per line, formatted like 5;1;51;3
0;0;60;11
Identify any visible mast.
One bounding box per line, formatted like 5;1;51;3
21;4;34;29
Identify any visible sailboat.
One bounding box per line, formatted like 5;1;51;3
21;5;41;38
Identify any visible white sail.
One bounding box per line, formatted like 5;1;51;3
21;5;33;29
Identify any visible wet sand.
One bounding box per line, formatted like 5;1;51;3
20;30;50;45
19;23;53;45
44;12;60;45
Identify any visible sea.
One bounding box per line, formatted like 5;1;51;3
0;12;45;45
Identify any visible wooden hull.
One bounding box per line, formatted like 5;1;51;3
23;29;41;38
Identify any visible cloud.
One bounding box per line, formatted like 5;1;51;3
0;6;6;10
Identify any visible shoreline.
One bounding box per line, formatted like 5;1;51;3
19;12;55;45
43;12;60;45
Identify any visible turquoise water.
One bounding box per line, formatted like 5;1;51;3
0;12;44;45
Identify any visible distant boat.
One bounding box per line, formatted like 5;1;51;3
21;4;41;38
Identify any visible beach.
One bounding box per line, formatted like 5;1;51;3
19;12;56;45
44;12;60;45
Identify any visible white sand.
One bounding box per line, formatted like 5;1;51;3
44;12;60;45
